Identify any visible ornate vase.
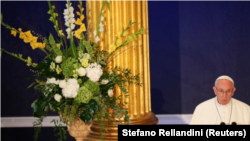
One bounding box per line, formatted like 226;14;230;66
67;117;93;141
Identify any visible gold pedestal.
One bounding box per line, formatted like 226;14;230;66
86;1;157;140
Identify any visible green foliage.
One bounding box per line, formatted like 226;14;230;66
60;57;76;77
84;80;100;96
83;41;94;59
49;34;63;56
51;119;67;141
33;116;44;141
76;86;93;103
33;95;48;117
78;99;98;124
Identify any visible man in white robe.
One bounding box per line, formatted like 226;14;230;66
190;75;250;125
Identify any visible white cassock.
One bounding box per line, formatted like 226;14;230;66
190;97;250;125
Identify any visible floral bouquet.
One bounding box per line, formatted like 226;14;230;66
1;0;143;141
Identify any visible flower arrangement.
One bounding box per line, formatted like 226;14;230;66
1;1;143;141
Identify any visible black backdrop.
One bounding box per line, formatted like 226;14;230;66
1;0;250;123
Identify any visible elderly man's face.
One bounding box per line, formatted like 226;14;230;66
213;79;236;105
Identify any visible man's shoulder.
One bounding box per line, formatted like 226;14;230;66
232;98;250;109
195;97;215;109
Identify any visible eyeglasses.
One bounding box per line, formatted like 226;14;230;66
215;87;233;95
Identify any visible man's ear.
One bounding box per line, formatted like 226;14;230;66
213;86;217;95
232;87;236;97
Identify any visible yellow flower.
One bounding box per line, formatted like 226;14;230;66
81;7;84;12
75;18;82;25
23;37;33;43
11;30;17;37
19;32;26;39
76;11;80;16
80;14;85;21
23;30;34;43
24;30;33;38
58;30;64;36
81;59;89;67
18;28;22;32
30;42;39;50
38;42;46;49
74;29;82;39
31;36;38;43
56;65;62;74
79;24;86;32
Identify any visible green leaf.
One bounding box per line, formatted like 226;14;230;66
135;27;144;35
105;1;110;11
33;95;47;117
100;82;115;96
70;32;77;59
49;34;63;56
79;99;98;124
27;82;37;89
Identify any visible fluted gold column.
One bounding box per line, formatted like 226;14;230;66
85;1;158;140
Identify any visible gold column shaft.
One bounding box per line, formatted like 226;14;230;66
86;1;158;140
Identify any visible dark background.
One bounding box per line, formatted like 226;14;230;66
1;1;250;141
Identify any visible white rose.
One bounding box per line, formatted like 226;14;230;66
108;89;113;97
46;78;59;84
55;56;62;63
59;80;67;89
54;94;62;102
100;79;109;84
77;67;86;76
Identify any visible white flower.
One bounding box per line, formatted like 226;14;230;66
101;16;104;21
95;36;100;43
50;62;55;70
99;26;104;33
77;67;86;76
63;2;75;38
62;78;79;98
54;94;62;102
100;79;109;84
108;89;113;97
59;80;67;89
93;30;97;37
83;53;91;60
86;63;103;82
55;56;62;63
46;78;59;84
